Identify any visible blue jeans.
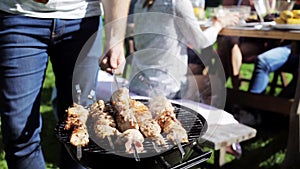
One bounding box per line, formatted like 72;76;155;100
249;45;292;94
0;12;101;169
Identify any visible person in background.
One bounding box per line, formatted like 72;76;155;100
217;0;279;90
248;44;298;96
129;0;239;101
249;0;300;97
123;0;138;77
125;0;138;58
0;0;130;169
129;0;242;159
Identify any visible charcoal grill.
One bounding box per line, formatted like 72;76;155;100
55;99;211;169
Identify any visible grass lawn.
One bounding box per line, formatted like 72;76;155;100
0;57;293;169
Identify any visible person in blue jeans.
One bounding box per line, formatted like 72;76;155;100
0;1;130;169
249;1;300;96
250;45;290;93
249;44;298;96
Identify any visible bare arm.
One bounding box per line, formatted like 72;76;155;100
100;0;131;74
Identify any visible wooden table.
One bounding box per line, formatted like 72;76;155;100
219;26;300;40
218;25;300;168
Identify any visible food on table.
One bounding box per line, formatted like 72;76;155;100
280;10;294;20
246;13;258;22
246;13;278;22
292;10;300;18
287;18;300;24
274;17;286;24
275;10;300;24
266;14;278;21
148;96;188;144
64;103;89;146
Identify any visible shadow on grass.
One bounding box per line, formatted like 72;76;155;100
222;111;289;169
41;110;61;168
40;86;60;168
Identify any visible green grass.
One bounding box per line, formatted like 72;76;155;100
40;61;60;169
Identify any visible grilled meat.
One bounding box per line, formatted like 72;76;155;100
69;125;89;147
111;87;139;132
115;128;145;153
130;99;166;146
89;100;121;139
111;87;145;153
148;95;175;118
65;103;89;146
148;96;188;144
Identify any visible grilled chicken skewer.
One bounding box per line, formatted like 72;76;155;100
64;103;90;159
148;96;188;144
115;128;144;155
89;99;121;149
64;103;90;147
148;96;188;157
130;99;166;146
111;87;144;155
111;87;139;131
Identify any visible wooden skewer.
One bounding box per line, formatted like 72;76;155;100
88;90;96;102
76;145;82;160
132;143;140;162
107;136;115;150
151;142;167;153
75;84;81;104
176;139;185;159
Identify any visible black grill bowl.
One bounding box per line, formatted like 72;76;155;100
55;100;211;169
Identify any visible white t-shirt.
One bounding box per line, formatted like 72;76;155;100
129;0;219;99
0;0;102;19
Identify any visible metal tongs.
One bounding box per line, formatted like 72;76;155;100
112;70;141;162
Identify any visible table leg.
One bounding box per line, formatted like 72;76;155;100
213;148;226;168
219;148;226;166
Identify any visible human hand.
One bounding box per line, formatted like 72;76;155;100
99;43;126;75
215;12;240;28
